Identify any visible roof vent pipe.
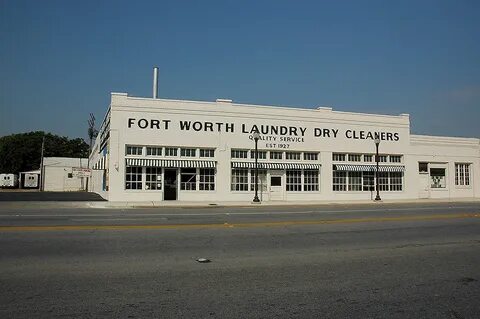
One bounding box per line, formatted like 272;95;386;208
153;67;159;99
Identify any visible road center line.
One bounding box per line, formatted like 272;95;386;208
1;205;479;218
0;213;478;232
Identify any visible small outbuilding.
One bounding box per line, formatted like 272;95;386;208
42;157;89;191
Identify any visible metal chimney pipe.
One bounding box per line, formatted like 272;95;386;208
153;67;159;99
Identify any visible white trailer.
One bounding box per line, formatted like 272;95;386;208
23;173;39;188
0;174;19;188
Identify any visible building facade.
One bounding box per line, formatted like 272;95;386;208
89;92;480;202
43;157;89;192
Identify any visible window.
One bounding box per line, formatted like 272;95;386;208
377;155;387;163
430;168;446;188
67;173;73;178
199;168;215;190
250;169;267;191
333;171;347;191
390;155;402;163
181;148;196;157
378;172;389;191
126;146;143;156
304;152;319;161
455;164;470;186
348;172;362;191
363;155;373;162
270;151;283;160
250;150;267;160
146;147;162;156
145;167;162;190
200;149;215;158
165;147;178;156
180;168;196;190
231;149;248;159
286;152;301;160
363;171;374;191
389;172;403;191
332;153;346;162
304;170;319;191
125;167;142;190
286;170;302;191
271;176;282;186
348;154;361;162
231;169;249;191
419;162;428;173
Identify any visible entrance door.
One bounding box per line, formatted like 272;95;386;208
164;169;177;200
269;171;284;201
418;174;430;199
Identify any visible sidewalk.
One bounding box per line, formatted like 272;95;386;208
1;197;479;209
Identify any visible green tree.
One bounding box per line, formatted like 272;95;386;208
0;131;89;174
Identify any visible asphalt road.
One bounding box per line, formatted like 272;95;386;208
0;191;105;201
0;202;479;318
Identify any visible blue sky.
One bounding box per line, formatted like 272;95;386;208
1;0;479;140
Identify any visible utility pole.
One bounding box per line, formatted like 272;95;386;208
40;135;45;192
87;113;97;192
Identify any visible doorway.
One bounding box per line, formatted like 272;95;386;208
164;169;177;200
269;171;285;200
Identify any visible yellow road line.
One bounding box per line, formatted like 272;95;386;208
0;213;478;232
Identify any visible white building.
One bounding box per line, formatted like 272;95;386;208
88;91;480;203
42;157;89;192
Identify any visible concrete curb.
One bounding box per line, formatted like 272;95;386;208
1;198;480;209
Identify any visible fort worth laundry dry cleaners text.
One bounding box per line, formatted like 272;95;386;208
127;118;400;148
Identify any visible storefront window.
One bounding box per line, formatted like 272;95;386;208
145;167;162;190
286;170;302;191
378;172;389;191
430;168;446;188
363;171;374;191
333;171;347;191
125;167;142;190
250;169;267;191
180;168;196;190
231;169;249;191
455;164;470;186
348;172;362;191
390;172;403;191
199;168;215;190
303;170;319;191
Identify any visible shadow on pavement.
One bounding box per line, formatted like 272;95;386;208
0;191;106;201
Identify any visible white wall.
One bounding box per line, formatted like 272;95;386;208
43;157;88;192
88;93;480;202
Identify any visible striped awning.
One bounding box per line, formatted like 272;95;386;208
92;156;106;170
126;158;216;168
333;164;405;172
232;162;320;169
